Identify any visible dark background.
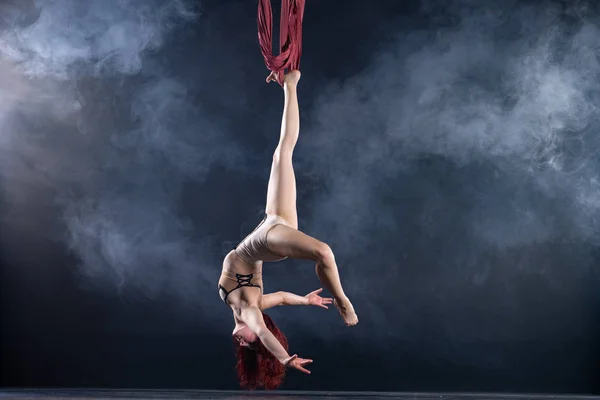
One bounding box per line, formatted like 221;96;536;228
1;0;600;393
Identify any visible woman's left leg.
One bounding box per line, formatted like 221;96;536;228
266;223;359;326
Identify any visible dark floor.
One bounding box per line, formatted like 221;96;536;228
1;390;599;400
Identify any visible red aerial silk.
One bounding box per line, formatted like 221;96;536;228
257;0;306;87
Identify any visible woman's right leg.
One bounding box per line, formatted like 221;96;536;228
264;70;301;229
267;224;358;326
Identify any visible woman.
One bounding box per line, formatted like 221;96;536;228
218;70;358;389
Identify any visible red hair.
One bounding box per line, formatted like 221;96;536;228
233;312;288;390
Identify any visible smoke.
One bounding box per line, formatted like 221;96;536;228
297;0;600;345
0;0;244;307
0;0;196;78
2;0;599;352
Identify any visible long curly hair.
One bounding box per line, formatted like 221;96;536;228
234;312;288;390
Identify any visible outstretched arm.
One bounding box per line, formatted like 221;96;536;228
260;288;333;310
241;305;313;374
241;306;290;363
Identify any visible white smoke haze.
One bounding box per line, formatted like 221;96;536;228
1;0;599;350
0;0;196;79
306;3;600;245
0;0;245;312
297;1;600;341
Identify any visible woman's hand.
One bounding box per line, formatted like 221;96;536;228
284;354;313;374
304;288;333;309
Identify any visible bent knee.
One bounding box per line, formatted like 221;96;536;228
314;242;335;264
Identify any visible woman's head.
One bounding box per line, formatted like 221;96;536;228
233;312;288;390
233;325;258;348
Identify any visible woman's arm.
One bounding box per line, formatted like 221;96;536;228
240;305;290;363
242;305;314;374
260;288;333;310
260;291;307;309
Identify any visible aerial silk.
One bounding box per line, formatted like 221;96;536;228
257;0;306;87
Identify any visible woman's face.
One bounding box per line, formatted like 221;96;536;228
234;326;257;347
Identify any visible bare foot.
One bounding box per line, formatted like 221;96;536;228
266;71;279;83
265;70;301;86
283;70;301;86
334;297;358;326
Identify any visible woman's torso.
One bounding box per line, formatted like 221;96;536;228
218;250;264;309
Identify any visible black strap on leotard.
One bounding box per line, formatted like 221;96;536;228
219;273;261;302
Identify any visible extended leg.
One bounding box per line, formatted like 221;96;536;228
266;224;359;326
264;71;301;229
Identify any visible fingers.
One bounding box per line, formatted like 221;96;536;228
306;291;334;310
296;359;313;374
319;298;333;308
298;366;311;374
